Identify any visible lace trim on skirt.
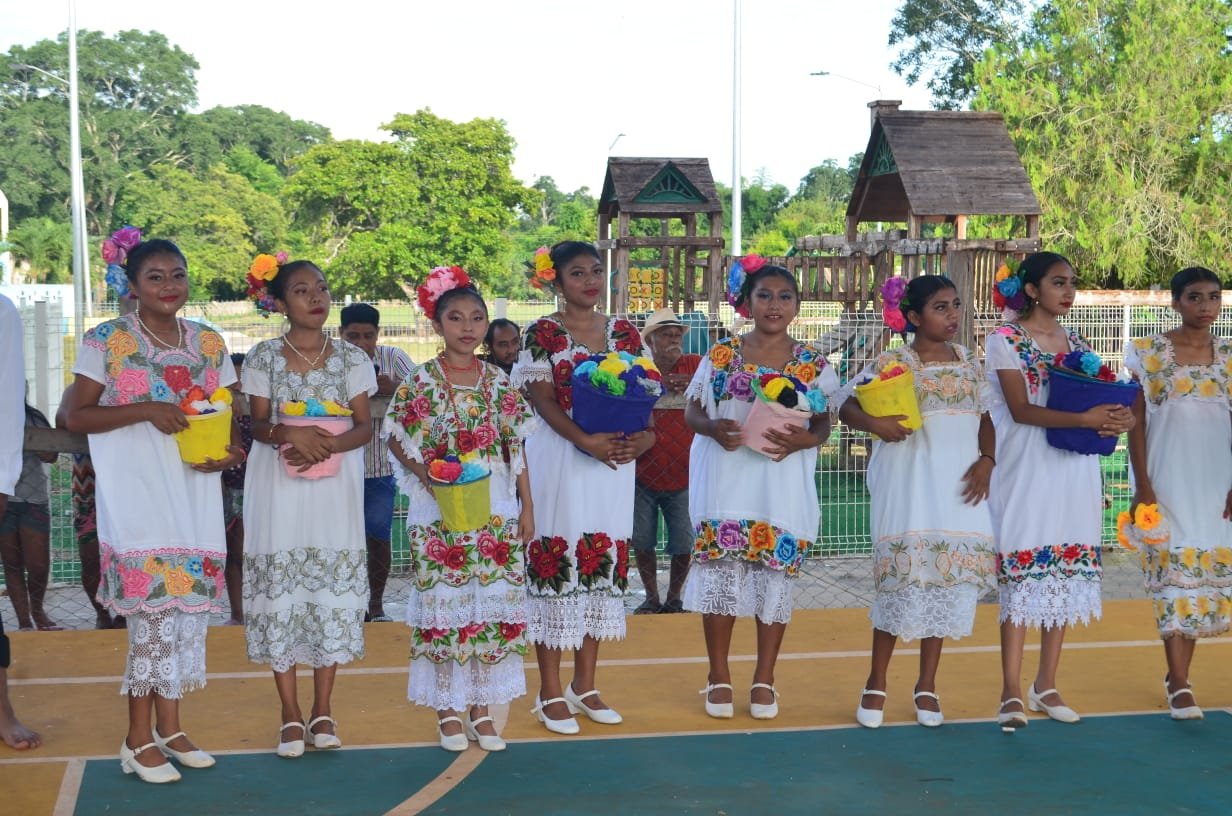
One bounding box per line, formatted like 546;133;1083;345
525;595;626;649
121;609;209;699
407;654;527;711
998;575;1101;628
681;559;794;624
870;583;980;641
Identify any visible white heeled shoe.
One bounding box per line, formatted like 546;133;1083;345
997;698;1028;732
1165;677;1204;721
699;683;734;719
308;715;342;749
437;716;468;752
564;684;623;724
1027;684;1080;723
856;689;886;729
153;730;215;768
532;696;580;735
120;739;181;783
912;690;944;728
749;683;779;720
464;713;506;751
276;722;306;758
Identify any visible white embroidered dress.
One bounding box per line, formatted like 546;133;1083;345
241;338;377;672
985;324;1103;628
1124;334;1232;638
853;344;997;641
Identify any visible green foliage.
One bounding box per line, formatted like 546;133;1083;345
889;0;1026;108
7;217;72;283
974;0;1232;285
195;105;331;175
504;176;597;299
115;164;289;299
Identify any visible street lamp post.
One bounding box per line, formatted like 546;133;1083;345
731;0;742;256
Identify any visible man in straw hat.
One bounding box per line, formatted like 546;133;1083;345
632;309;701;614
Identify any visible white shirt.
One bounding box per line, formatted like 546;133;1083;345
0;294;25;496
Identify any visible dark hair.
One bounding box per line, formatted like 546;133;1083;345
433;284;487;322
1170;266;1221;300
484;318;519;350
340;302;380;328
735;264;798;312
230;352;246;368
1016;251;1073;312
24;402;50;429
549;240;601;272
900;275;957;333
123;239;187;283
267;260;323;302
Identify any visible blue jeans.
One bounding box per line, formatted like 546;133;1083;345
632;483;693;556
363;476;396;543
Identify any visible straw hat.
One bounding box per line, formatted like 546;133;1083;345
641;308;687;343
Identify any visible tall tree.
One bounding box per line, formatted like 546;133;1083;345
975;0;1232;284
888;0;1026;108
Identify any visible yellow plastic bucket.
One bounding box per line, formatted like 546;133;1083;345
854;371;922;438
174;408;232;465
431;475;491;533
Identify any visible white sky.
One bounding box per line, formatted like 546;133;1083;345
2;0;933;194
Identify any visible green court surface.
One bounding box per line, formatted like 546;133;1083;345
73;713;1232;815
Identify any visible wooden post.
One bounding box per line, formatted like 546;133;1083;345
946;249;977;347
955;215;967;240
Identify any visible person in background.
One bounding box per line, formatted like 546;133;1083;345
221;351;253;625
483;318;520;375
632;309;700;614
0;397;61;631
0;292;41;750
340;303;415;622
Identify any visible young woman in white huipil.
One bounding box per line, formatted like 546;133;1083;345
839;276;997;729
984;252;1134;730
68;236;242;783
511;241;653;734
241;259;376;757
684;258;838;720
1126;266;1232;720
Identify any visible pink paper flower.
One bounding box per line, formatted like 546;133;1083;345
112;226;142;250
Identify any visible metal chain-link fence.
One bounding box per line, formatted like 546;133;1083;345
3;297;1191;630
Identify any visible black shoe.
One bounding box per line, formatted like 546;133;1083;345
659;599;685;613
634;599;662;614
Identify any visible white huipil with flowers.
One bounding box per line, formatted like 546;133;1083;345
682;337;839;623
985;324;1103;628
73;314;235;618
241;338;376;672
852;344;998;641
384;360;537;710
511;316;644;649
1124;334;1232;638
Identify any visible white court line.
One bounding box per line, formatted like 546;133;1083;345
50;757;84;816
13;638;1224;687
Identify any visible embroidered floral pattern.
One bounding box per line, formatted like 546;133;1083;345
990;323;1090;398
82;314;229;408
871;345;990;415
527;535;572;593
98;544;224;614
521;316;643;411
997;544;1102;585
692;518;812;576
411;620;528;665
406;516;526;591
526;532;629;595
704;336;831;405
874;533;997;593
1126;334;1232;408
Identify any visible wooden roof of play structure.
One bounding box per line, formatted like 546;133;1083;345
846;102;1041;232
599;158;722;217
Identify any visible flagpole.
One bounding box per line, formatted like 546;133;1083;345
68;0;91;336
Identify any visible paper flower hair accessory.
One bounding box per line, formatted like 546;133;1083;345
100;226;143;298
417;265;473;320
727;254;767;318
1116;503;1170;551
992;257;1028;320
880;276;908;333
524;246;556;290
246;251;289;318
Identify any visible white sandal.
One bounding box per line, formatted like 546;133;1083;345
856;689;886;729
749;683;779;720
700;683;734;719
531;696;580;735
308;715;342;749
154;729;215;768
120;739;181;783
276;722;306;758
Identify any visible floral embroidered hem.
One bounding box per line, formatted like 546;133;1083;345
692;518;810;576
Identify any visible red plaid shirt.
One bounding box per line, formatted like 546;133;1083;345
636;354;700;492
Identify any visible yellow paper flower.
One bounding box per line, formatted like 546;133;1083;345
282;401;306;416
1198;379;1220;398
533;248;554;273
1133;503;1161;530
209;387;233;406
995;264;1010;282
598;358;626;377
1115;510;1133;549
633;356;658;373
321;399;353;416
763;377;791;400
249;254;280;282
164;567;195;597
1174;376;1194;395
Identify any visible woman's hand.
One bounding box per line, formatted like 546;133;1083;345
708;418;744;451
869;415;913;443
761;424;821;462
191;444;246;474
1081;404;1134;436
518;502;535;544
578;432;622;469
282;425;335;466
960;457;993;505
145;403;189;435
611;430;656;465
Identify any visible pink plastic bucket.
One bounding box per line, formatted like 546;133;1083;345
743;395;810;457
279;416;350;480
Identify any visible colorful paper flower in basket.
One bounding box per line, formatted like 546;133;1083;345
756;372;827;414
992;257;1029;319
100;226;143;299
879;276;908;333
523;246;556;290
178;386;232;416
1054;350;1118;383
573;352;664;399
1116;503;1170;551
281;399;353;417
727;254;767;318
427;451;489;486
417;265;472;319
246;251;289;317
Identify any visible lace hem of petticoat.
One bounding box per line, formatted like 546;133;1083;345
407;654;527;710
998;576;1102;628
869;583;980;641
525;594;627;649
681;559;794;624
